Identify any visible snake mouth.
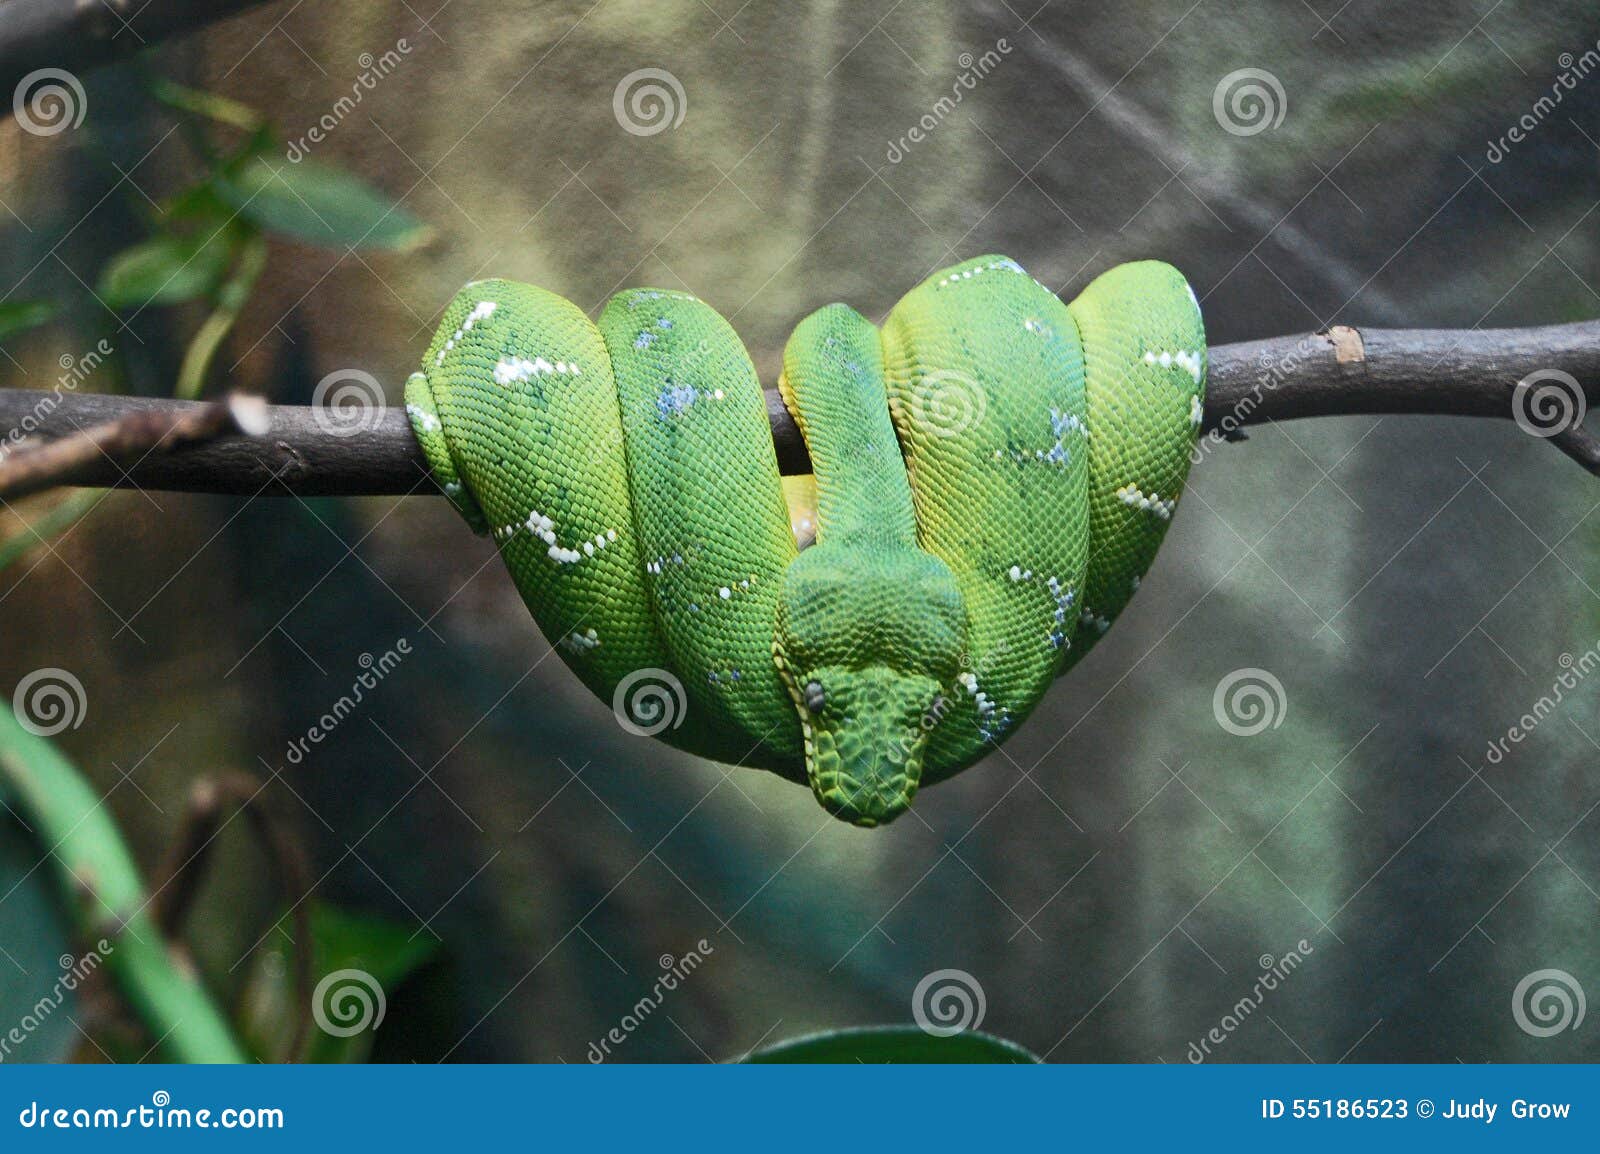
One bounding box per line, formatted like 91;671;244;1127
777;663;937;827
809;754;922;828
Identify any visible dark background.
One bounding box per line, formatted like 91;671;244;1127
0;0;1596;1061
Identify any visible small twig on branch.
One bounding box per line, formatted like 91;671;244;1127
0;319;1596;499
151;772;315;1063
0;393;268;501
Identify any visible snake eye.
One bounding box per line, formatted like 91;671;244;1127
803;680;825;714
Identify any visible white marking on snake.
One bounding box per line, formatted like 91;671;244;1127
936;258;1026;287
436;301;498;365
404;403;441;433
1115;483;1175;520
558;628;600;655
494;356;580;384
508;507;618;564
1141;348;1203;385
956;672;996;719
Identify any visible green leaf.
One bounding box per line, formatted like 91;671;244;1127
160;182;232;224
741;1025;1041;1063
0;300;57;342
147;76;265;133
218;156;430;251
98;229;239;309
237;901;438;1063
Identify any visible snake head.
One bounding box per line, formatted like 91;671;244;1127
775;544;964;827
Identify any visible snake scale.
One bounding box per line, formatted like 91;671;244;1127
406;256;1205;826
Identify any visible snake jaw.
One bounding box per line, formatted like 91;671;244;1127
775;654;938;828
807;725;925;828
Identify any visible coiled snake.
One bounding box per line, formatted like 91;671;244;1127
406;256;1204;826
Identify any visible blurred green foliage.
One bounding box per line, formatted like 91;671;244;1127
744;1026;1039;1063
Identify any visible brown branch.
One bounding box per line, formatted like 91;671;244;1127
0;0;280;102
0;319;1597;498
1201;322;1600;474
0;393;267;500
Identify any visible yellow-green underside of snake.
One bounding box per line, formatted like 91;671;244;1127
406;255;1205;827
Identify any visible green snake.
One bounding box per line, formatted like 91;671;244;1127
405;256;1204;826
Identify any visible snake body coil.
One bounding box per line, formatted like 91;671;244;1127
407;256;1204;826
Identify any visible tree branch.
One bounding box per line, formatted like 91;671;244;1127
0;0;279;101
0;320;1596;499
0;394;266;500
